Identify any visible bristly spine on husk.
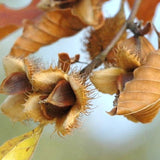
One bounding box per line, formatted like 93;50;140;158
0;54;93;136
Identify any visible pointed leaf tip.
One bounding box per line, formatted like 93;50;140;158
0;125;44;160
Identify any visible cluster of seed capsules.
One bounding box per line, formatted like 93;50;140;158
0;0;160;136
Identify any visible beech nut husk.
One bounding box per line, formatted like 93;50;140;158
90;67;126;94
109;36;155;71
0;54;91;135
109;51;160;123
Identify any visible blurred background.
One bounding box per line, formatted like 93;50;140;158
0;0;160;159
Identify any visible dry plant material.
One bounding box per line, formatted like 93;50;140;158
0;53;91;135
58;53;71;72
3;0;108;58
109;36;155;70
0;25;18;40
38;0;79;9
38;0;108;28
109;51;160;123
86;0;126;60
127;0;160;23
0;72;32;95
0;0;157;158
9;9;86;58
0;0;43;39
90;35;155;95
90;67;126;94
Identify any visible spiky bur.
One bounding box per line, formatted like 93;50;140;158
55;72;91;135
106;38;157;123
0;53;91;135
109;36;155;69
89;29;158;123
85;0;127;60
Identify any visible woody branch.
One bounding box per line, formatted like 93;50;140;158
80;0;142;77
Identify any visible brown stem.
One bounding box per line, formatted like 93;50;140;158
80;0;142;77
152;23;160;49
127;21;151;37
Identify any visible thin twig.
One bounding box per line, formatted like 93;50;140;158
127;21;151;37
80;0;142;77
152;23;160;49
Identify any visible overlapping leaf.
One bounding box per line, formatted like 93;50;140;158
0;0;43;39
127;0;160;23
109;52;160;123
38;0;108;28
8;9;86;58
0;125;44;160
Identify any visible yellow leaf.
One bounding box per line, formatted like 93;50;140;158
0;125;44;160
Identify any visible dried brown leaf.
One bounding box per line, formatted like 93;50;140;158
38;0;108;28
0;25;18;40
109;51;160;123
127;0;160;23
0;0;43;39
9;9;86;58
58;53;71;73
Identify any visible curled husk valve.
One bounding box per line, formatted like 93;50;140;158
107;36;155;71
109;51;160;123
0;53;90;135
90;67;126;95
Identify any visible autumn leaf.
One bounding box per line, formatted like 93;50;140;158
0;0;43;40
109;52;160;123
127;0;160;23
8;9;86;58
38;0;108;28
0;125;44;160
0;25;18;40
